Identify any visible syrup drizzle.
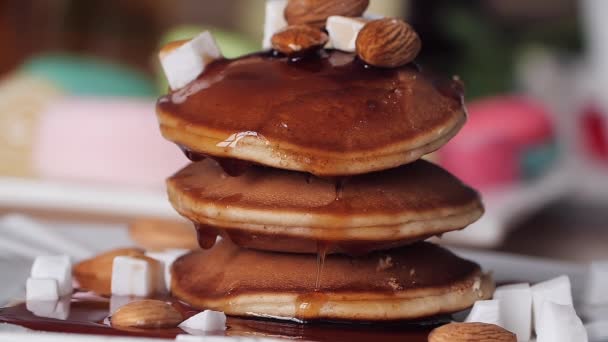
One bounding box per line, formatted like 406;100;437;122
194;223;220;249
315;241;331;290
334;177;348;201
295;292;329;321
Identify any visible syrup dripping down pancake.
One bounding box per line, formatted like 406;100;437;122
157;50;466;176
167;158;483;254
171;240;494;321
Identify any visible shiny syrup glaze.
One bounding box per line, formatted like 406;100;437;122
158;50;464;154
0;292;443;341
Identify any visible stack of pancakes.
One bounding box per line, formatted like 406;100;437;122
156;49;494;322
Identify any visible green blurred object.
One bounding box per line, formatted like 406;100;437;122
20;54;156;98
156;26;259;93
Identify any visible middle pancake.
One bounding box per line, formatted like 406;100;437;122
167;159;483;254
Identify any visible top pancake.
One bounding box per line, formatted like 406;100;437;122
157;50;466;176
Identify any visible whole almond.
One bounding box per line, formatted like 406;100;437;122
429;322;516;342
129;218;198;251
74;247;144;296
271;25;328;55
111;299;183;329
356;18;421;68
285;0;369;29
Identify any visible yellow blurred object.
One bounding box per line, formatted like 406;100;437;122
0;75;61;178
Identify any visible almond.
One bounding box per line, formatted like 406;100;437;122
129;218;198;251
356;18;421;68
428;322;516;342
73;247;144;296
284;0;369;29
110;299;183;329
271;25;328;55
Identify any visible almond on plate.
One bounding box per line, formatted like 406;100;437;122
428;322;516;342
73;247;144;296
111;299;183;329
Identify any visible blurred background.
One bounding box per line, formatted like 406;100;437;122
0;0;606;262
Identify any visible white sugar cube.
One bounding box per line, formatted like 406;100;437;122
493;283;532;342
532;275;573;333
30;255;72;297
179;310;226;334
262;0;288;49
536;301;588;342
159;31;222;90
146;249;189;292
585;261;608;305
326;16;368;52
26;297;70;320
585;320;608;342
465;299;502;326
111;256;162;297
26;278;59;301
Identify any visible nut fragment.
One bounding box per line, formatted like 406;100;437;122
271;25;328;55
111;299;183;329
428;322;516;342
356;18;421;68
73;247;144;296
285;0;369;29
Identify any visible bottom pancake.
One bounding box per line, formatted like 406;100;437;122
171;240;494;322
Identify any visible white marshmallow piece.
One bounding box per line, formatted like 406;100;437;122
26;278;59;301
111;256;163;297
179;310;226;334
465;299;502;326
146;249;189;292
159;31;222;90
26;297;71;320
585;261;608;306
30;255;72;297
586;320;608;342
493;283;532;342
326;16;368;52
531;275;574;333
262;0;288;49
536;301;588;342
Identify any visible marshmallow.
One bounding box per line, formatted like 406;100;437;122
30;255;72;297
26;297;70;320
111;256;163;297
175;336;230;342
26;278;59;301
531;275;573;333
146;249;189;292
159;31;222;90
586;320;608;342
465;299;502;326
178;310;226;334
493;283;532;341
326;16;368;52
585;261;608;305
536;301;588;342
262;0;288;49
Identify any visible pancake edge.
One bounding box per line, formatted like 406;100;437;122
157;108;466;176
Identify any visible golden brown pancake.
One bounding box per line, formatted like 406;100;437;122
171;240;494;321
156;50;466;176
167;158;483;254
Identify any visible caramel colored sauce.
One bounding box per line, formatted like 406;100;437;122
315;241;330;290
194;223;220;249
0;292;443;341
295;292;329;321
158;50;464;154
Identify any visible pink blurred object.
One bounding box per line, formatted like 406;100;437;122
439;96;554;190
32;97;187;190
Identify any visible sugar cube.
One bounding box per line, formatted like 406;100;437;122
493;283;532;341
536;301;587;342
531;275;573;333
30;255;72;297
